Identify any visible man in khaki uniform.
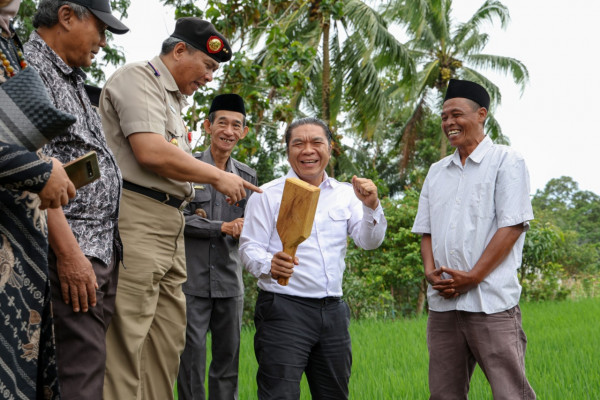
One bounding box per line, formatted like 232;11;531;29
99;18;259;400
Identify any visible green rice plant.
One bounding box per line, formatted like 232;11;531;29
178;297;600;399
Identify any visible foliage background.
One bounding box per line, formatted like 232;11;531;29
14;0;600;323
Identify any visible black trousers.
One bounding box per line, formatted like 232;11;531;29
254;290;352;400
48;250;118;400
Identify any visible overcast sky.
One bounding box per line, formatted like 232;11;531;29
109;0;600;196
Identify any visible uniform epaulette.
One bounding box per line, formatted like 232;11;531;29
232;159;256;177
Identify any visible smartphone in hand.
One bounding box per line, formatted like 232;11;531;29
63;151;101;189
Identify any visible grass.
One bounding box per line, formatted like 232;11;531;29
177;297;600;399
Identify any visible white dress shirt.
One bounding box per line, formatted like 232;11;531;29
412;136;534;314
239;170;387;298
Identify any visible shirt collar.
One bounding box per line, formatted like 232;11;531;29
467;135;493;164
443;135;494;168
284;168;335;189
150;55;188;107
204;146;235;174
29;31;86;80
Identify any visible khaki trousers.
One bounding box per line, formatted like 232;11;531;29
104;189;187;400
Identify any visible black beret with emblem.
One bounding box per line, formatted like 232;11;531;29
170;18;232;63
209;93;246;116
444;79;490;110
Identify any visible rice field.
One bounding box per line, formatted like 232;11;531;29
178;297;600;399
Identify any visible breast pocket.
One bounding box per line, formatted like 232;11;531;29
323;208;351;246
470;182;495;219
188;188;212;218
166;112;190;152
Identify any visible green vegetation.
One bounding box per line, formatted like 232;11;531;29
187;298;600;399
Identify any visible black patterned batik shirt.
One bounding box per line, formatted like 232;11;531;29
24;32;122;266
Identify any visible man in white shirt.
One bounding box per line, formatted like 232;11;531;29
412;79;536;399
239;117;387;399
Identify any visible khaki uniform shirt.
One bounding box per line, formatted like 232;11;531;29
100;55;193;200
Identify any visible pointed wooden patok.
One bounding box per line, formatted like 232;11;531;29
276;178;320;286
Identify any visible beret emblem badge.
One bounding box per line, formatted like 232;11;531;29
207;36;224;54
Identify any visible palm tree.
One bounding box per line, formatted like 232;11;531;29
385;0;529;170
268;0;414;176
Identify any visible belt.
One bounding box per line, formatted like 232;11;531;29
123;181;188;210
259;290;342;307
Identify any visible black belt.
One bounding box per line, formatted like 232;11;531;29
123;181;187;209
259;290;342;307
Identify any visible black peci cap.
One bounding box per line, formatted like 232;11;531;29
68;0;129;34
209;93;245;116
170;18;232;63
444;79;490;109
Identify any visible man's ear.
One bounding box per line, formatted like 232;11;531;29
239;125;249;140
57;4;75;31
203;119;212;135
173;42;187;61
478;107;488;122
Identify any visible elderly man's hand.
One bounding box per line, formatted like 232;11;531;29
270;251;298;281
55;248;98;312
426;267;458;299
351;175;379;210
432;266;480;299
221;218;244;239
213;170;261;204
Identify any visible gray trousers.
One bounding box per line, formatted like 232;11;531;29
177;295;243;400
427;305;536;400
49;250;118;400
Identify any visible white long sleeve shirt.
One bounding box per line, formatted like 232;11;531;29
239;170;387;298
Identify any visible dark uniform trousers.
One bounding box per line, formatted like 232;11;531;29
48;248;118;400
254;290;352;400
178;295;244;400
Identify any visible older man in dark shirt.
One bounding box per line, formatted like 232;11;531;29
23;0;128;399
177;94;257;400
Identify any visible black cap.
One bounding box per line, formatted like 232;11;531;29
209;94;245;116
444;79;490;109
171;18;232;63
68;0;129;34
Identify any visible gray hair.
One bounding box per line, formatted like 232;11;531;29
160;36;199;55
33;0;90;28
284;117;333;151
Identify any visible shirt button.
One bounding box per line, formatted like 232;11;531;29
215;202;220;206
210;265;215;269
455;198;461;204
211;244;216;248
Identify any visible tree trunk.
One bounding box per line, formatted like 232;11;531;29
439;136;447;159
321;14;331;126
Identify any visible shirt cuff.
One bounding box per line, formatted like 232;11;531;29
259;254;274;278
363;202;384;224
